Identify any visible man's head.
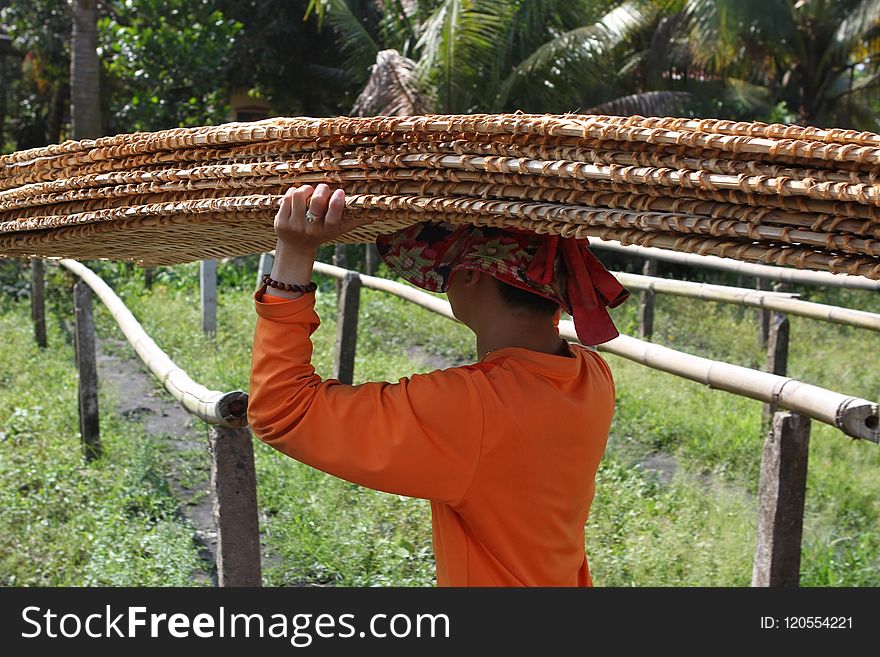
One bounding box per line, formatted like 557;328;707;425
446;268;558;330
376;220;630;346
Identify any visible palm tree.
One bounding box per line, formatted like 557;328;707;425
70;0;101;138
660;0;880;129
307;0;691;117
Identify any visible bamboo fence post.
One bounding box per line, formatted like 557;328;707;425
762;283;791;434
73;280;101;461
333;245;347;299
200;259;217;336
209;425;262;587
256;252;274;290
30;258;47;348
762;314;791;434
334;271;361;384
365;242;379;276
752;411;811;587
638;258;656;341
762;313;791;430
756;277;770;348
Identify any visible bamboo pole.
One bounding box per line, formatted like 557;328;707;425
59;259;247;427
596;333;877;443
589;238;880;290
612;270;880;332
30;258;47;348
312;262;879;443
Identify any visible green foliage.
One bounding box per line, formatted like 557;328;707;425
97;0;242;132
0;0;71;150
673;0;880;128
215;0;357;116
309;0;659;114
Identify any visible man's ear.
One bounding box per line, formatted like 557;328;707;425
463;269;481;287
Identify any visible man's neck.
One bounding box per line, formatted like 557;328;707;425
476;321;569;361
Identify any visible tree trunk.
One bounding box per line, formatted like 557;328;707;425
71;0;102;139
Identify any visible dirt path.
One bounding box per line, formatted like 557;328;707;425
95;336;218;585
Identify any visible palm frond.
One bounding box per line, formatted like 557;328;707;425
721;77;774;113
351;48;436;116
834;0;880;55
306;0;380;84
585;90;693;116
414;0;512;112
683;0;795;72
646;12;683;86
495;1;652;110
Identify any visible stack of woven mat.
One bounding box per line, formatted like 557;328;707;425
1;113;879;277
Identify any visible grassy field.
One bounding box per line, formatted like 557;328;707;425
0;254;878;586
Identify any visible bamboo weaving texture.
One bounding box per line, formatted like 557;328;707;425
1;113;879;277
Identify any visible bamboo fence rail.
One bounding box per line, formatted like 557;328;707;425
613;271;880;332
2;113;879;279
590;238;880;290
59;259;248;427
312;261;879;443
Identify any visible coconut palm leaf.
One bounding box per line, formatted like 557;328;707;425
682;0;796;73
306;0;381;84
414;0;511;112
351;48;435;115
833;0;880;56
494;1;653;111
585;90;693;116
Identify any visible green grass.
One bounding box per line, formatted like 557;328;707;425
1;257;878;586
0;300;205;586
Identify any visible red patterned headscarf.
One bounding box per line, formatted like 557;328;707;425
376;222;630;345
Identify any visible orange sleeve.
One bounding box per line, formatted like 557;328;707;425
247;288;484;505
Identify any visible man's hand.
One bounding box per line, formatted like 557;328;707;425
274;184;368;254
267;184;368;299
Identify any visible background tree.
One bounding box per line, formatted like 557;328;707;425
308;0;692;116
0;0;71;150
70;0;100;138
215;0;360;117
659;0;880;129
97;0;242;132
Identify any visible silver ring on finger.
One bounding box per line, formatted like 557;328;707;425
305;209;322;224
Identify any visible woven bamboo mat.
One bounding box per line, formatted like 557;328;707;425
1;113;879;277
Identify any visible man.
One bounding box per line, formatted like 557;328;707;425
247;183;630;586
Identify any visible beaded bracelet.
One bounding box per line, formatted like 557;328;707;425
259;273;318;294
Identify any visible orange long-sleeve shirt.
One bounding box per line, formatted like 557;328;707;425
247;287;617;586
